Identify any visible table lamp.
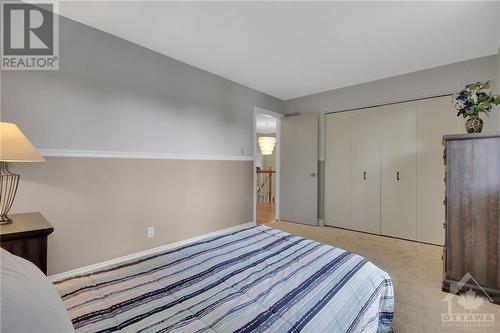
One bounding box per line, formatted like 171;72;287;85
0;122;44;224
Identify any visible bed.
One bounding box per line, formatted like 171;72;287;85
53;226;394;333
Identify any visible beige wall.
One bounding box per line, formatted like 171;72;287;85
11;157;253;275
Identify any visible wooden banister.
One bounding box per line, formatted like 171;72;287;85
268;171;272;203
256;168;275;203
256;170;276;174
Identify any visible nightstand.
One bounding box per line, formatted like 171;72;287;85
0;212;54;275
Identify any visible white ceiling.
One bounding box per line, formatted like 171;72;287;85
59;1;500;100
256;114;277;134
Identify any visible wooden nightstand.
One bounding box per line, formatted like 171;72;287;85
0;212;54;275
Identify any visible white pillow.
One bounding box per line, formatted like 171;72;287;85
0;248;74;333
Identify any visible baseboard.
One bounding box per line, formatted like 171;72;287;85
48;221;256;282
323;224;443;247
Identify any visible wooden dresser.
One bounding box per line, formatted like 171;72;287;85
442;133;500;303
0;212;53;275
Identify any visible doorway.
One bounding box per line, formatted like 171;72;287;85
253;108;281;225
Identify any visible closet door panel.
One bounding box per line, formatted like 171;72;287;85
350;108;381;234
416;96;463;245
325;112;351;228
381;102;417;240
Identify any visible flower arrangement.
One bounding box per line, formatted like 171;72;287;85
453;81;500;133
454;81;500;118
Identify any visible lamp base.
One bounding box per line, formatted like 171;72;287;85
0;162;20;225
0;214;13;225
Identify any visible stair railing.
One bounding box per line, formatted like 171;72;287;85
256;169;275;204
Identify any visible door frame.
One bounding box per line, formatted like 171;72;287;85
253;107;283;224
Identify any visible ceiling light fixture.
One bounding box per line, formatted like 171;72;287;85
258;136;276;155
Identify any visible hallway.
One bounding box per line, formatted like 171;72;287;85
256;202;275;225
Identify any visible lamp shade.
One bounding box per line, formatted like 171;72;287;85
258;136;276;155
0;122;44;162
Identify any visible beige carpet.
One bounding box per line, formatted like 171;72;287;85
267;221;500;333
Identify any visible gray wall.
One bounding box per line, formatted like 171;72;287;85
1;16;284;157
285;55;498;115
488;47;500;128
286;54;500;162
497;48;500;128
1;16;283;275
497;48;500;94
285;54;500;222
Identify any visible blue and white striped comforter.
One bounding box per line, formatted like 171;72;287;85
54;226;394;333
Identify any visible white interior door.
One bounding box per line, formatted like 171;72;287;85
350;108;381;234
381;102;417;240
280;113;318;225
325;112;351;228
416;96;463;245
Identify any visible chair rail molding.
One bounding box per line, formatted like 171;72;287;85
38;149;255;161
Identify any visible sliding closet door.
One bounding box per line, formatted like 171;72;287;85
350;108;381;234
325;112;351;228
381;102;417;240
416;96;463;245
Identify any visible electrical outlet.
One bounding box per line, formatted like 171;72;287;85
147;226;155;238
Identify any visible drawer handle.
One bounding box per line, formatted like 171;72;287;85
396;171;400;181
363;171;367;180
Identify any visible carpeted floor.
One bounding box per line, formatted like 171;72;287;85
267;221;500;333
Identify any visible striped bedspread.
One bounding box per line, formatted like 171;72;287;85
53;226;394;333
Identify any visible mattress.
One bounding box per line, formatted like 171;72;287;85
53;226;394;333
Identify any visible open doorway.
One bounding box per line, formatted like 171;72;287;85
253;108;281;225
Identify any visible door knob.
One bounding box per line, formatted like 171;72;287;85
310;173;316;177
